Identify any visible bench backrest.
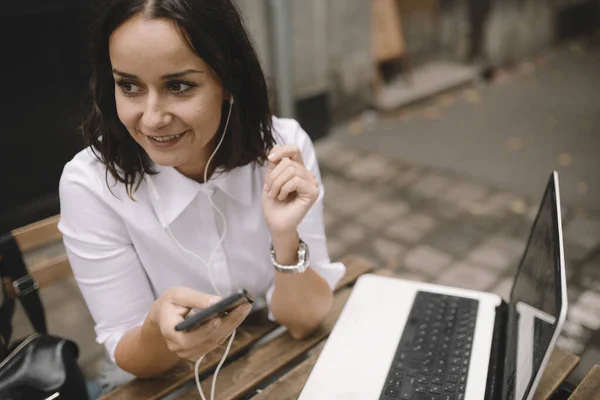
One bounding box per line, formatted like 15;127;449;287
2;214;72;299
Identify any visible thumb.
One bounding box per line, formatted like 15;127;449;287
166;287;221;310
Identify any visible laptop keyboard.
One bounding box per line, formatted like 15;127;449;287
379;291;479;400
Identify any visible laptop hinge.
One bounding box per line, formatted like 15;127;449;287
485;300;508;400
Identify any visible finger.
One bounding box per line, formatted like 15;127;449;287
212;303;252;344
279;176;312;201
265;158;294;188
268;145;303;166
266;162;297;197
174;317;223;353
167;287;221;310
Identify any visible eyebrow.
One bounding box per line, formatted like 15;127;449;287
112;68;204;80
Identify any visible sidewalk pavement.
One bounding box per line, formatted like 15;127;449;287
315;136;600;384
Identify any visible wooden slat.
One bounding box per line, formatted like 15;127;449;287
336;254;377;289
532;349;580;399
569;365;600;400
4;254;73;299
252;342;325;400
177;289;353;399
12;215;62;253
102;254;375;400
30;254;73;289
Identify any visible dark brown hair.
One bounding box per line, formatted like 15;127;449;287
82;0;274;196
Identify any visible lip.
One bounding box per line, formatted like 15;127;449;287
144;130;190;149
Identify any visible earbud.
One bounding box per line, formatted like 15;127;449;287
229;95;234;105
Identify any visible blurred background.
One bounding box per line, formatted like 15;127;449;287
1;0;599;390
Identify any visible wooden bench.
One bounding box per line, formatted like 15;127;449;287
1;214;72;300
101;254;376;400
101;265;598;400
4;217;593;400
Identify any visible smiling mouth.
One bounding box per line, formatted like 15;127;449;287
147;131;189;143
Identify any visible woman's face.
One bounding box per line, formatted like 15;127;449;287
109;14;226;179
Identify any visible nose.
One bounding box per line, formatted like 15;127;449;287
140;93;173;131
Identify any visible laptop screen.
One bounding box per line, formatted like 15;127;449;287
502;174;564;400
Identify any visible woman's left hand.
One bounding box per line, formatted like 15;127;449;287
262;145;319;235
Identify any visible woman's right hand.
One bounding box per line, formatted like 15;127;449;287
150;287;252;362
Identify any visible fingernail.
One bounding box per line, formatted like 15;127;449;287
264;183;268;191
268;153;276;161
209;297;220;306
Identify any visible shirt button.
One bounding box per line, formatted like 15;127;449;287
201;186;215;196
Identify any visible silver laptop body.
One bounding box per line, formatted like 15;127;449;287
300;172;568;400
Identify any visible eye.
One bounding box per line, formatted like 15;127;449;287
116;80;142;95
167;81;195;94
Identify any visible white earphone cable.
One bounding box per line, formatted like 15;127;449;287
195;329;236;400
163;97;232;296
152;97;236;400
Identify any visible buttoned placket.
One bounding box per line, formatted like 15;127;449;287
200;185;233;296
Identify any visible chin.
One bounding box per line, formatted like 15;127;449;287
145;151;185;168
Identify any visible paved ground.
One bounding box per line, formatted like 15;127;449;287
314;138;600;384
332;32;600;211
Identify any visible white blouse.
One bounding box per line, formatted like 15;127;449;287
58;117;346;361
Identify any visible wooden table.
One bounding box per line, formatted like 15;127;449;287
101;257;598;400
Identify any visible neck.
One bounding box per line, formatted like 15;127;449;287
175;144;215;184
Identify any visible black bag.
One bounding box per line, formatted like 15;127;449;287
0;233;90;400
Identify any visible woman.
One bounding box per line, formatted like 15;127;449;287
58;0;345;396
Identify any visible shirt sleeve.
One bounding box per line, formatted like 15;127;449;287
265;119;346;319
58;159;155;362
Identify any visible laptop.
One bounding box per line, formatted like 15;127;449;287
299;171;568;400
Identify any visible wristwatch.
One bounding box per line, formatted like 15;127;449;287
270;238;310;274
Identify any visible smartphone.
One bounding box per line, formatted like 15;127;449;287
175;289;254;332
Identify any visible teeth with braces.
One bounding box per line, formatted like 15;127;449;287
149;133;183;143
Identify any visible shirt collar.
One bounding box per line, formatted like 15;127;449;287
145;163;255;227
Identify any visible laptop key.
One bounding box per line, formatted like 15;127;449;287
393;361;406;369
414;395;440;400
444;383;457;392
392;370;404;379
447;374;458;383
429;384;442;394
416;383;428;393
399;377;415;399
431;376;443;385
441;394;456;400
384;386;399;398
